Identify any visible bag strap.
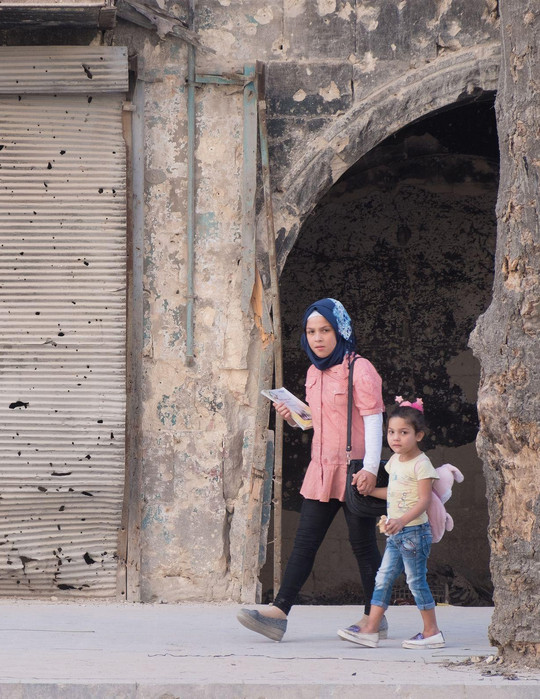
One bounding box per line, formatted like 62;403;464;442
346;354;359;464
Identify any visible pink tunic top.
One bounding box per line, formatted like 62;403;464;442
300;354;384;502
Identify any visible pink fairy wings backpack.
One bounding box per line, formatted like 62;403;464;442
427;463;464;543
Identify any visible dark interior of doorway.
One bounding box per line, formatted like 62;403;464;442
262;97;498;607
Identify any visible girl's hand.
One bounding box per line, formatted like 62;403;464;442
273;401;296;427
384;517;405;535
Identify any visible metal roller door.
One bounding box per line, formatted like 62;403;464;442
0;47;128;597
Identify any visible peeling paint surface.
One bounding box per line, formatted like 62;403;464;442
318;81;341;102
107;2;501;604
356;4;380;31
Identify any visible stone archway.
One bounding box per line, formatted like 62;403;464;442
272;42;500;272
264;98;498;606
257;42;502;604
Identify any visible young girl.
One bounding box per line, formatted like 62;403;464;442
338;397;445;649
237;298;386;642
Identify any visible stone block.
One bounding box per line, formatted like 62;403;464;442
266;61;353;117
284;0;356;60
197;0;284;71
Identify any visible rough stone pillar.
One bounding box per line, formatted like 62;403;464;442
469;0;540;667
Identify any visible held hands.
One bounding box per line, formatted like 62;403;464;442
352;469;376;495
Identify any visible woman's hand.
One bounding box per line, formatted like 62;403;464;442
352;469;376;495
273;401;296;427
384;517;405;535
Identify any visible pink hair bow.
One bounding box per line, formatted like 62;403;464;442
395;395;424;413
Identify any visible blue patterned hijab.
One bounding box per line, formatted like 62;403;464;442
300;298;357;370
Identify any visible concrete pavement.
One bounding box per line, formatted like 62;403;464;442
0;600;538;697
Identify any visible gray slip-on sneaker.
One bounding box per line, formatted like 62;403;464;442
237;608;287;642
337;627;379;647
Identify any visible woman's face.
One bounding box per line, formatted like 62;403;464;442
305;315;337;358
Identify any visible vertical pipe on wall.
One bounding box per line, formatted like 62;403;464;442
256;62;283;597
124;74;145;601
186;0;196;366
241;65;258;314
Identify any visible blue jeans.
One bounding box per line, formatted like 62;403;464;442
371;522;435;611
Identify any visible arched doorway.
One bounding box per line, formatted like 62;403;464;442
262;97;498;606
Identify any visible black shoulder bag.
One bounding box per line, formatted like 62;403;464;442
344;355;388;518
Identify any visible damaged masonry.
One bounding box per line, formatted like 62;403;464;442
0;0;538;667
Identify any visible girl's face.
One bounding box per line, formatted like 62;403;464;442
387;416;424;460
305;315;337;358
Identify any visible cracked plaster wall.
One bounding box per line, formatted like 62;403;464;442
1;1;502;602
112;23;258;600
116;1;501;602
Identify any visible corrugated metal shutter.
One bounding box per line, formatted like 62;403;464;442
0;46;127;94
0;47;128;597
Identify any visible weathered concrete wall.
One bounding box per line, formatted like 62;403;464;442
0;1;503;604
120;1;502;602
111;21;263;601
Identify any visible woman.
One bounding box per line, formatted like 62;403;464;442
237;298;387;641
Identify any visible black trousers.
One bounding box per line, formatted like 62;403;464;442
273;498;382;616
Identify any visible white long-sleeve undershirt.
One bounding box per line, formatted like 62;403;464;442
361;412;383;474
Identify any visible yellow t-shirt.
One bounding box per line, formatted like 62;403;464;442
385;453;439;526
